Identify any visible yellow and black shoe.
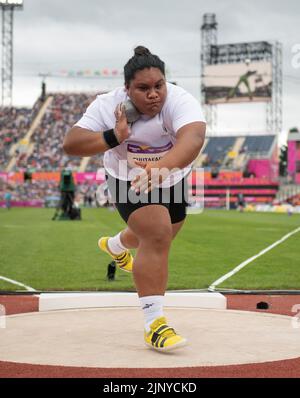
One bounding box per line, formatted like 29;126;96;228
98;237;133;273
144;317;187;352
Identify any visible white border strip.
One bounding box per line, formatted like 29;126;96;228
0;276;36;292
209;226;300;291
39;292;226;312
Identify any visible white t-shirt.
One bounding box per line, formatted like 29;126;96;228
75;82;205;187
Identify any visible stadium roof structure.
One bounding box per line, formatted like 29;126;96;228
0;0;23;106
200;14;282;139
210;41;273;65
0;1;23;7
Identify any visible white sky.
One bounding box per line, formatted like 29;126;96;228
2;0;300;144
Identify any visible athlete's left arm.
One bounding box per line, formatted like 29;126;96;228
158;121;206;170
132;121;205;193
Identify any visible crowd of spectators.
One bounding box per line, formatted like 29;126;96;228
85;154;104;172
0;107;32;167
78;181;98;207
0;179;98;207
0;97;51;168
1;92;109;173
0;180;59;202
14;93;96;171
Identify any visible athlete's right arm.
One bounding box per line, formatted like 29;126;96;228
63;127;110;156
63;104;129;156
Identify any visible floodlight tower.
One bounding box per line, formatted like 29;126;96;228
201;13;218;135
0;0;23;107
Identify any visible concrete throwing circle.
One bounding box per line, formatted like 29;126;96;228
0;308;299;368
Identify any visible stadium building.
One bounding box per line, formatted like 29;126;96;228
0;90;285;210
0;14;298;213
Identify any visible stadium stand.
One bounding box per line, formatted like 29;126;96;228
199;135;276;171
240;135;276;155
0;93;280;209
202;136;236;167
192;134;279;207
12;93;96;171
0;107;32;166
0;177;98;208
0;98;51;170
85;154;104;172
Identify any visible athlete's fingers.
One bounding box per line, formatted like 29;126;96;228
140;172;162;194
114;104;126;122
131;169;150;192
137;177;154;194
131;173;149;191
145;181;154;194
131;162;148;185
120;104;127;120
134;160;147;169
114;104;120;119
145;175;160;193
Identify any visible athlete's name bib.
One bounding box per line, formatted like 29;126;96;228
127;142;173;168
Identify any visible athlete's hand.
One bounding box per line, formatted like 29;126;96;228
131;160;170;194
114;103;130;144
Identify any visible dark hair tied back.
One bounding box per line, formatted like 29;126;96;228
124;45;165;86
134;46;151;56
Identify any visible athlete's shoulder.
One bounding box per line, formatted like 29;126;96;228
77;87;127;129
162;83;205;132
164;82;198;108
165;82;188;99
96;86;127;104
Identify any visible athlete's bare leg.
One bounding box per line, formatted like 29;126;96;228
120;219;185;249
127;205;173;297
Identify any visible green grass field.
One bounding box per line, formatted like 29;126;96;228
0;208;300;292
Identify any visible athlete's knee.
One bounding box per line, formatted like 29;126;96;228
141;224;172;247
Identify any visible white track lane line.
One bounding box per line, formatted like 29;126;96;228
209;226;300;291
0;276;36;292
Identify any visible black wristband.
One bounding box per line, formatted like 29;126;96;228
103;129;119;148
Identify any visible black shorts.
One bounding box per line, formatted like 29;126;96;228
106;174;189;224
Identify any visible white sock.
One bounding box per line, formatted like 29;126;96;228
107;232;127;255
139;295;164;332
